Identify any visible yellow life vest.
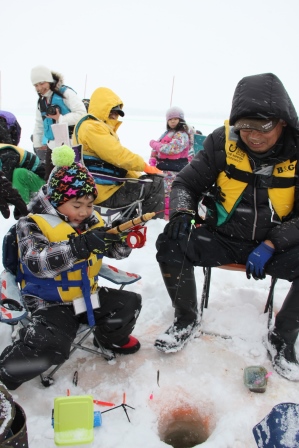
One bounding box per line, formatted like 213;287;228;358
19;211;105;303
215;120;296;225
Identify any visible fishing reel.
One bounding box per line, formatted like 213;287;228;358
126;225;147;249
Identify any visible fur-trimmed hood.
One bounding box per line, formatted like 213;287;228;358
50;70;64;92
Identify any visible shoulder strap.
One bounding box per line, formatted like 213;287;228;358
74;114;101;142
60;84;76;94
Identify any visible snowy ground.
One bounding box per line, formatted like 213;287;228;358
0;115;298;447
0;217;297;448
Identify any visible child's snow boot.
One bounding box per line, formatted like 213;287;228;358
94;335;140;355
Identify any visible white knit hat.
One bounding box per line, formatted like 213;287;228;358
30;65;54;85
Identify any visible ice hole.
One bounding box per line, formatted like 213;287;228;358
158;405;211;447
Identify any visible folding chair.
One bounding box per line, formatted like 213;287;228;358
52;126;153;224
199;264;278;336
193;134;206;155
94;193;143;227
39;263;141;387
72;143;153;226
0;264;141;387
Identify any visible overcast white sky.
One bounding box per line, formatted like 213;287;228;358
1;0;299;119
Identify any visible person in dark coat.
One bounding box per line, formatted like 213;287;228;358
0;118;45;204
155;72;299;381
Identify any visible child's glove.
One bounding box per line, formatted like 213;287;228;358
143;163;163;175
246;242;275;280
69;229;120;259
161;135;172;144
150;140;163;151
107;240;132;260
148;157;157;167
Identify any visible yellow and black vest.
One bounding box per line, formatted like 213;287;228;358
19;211;104;303
214;120;296;226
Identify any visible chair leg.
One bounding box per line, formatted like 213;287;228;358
199;269;277;338
40;326;115;387
264;277;277;329
199;267;211;322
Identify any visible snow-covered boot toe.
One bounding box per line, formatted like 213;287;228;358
154;321;199;353
266;331;299;381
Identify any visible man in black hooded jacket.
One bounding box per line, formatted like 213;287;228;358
155;73;299;381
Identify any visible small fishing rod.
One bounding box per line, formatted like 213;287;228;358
106;211;162;235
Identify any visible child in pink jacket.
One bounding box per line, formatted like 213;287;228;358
149;106;194;218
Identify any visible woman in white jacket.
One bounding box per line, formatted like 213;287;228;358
31;65;86;179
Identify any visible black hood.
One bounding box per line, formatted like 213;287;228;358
229;73;299;132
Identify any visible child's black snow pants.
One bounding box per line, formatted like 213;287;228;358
0;287;141;390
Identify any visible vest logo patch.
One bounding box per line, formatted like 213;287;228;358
276;164;295;174
228;145;246;162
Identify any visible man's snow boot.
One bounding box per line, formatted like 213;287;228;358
154;263;199;353
155;320;199;353
266;278;299;380
266;329;299;381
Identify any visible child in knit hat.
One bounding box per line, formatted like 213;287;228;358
149;106;195;218
0;145;142;390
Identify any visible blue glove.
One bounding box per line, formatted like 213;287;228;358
164;213;193;240
246;242;275;280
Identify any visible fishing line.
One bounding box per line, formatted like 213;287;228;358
173;216;196;306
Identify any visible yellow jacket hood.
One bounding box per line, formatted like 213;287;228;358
88;87;124;121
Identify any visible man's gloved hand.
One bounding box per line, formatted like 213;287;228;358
69;228;120;259
150;140;163;151
246;242;275;280
144;163;163;175
164;213;194;240
0;172;28;219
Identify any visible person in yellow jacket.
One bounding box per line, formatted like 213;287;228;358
0;145;142;390
73;86;165;218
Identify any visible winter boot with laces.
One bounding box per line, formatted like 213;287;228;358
154;263;199;353
155;320;199;353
